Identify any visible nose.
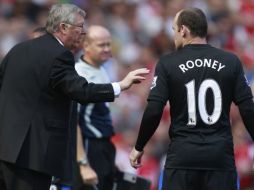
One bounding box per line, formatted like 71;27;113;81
104;45;111;52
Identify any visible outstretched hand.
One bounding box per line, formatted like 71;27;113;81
129;148;144;169
119;68;150;91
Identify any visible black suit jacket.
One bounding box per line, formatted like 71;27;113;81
0;34;114;179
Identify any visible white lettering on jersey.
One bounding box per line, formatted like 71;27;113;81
179;59;225;73
150;76;158;89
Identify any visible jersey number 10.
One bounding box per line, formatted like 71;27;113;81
185;79;222;126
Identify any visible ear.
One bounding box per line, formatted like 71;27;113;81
181;25;190;38
83;40;88;48
59;23;68;34
83;40;90;52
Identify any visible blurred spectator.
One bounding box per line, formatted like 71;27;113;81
74;25;117;190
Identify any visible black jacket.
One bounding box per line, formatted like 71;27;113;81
0;33;114;179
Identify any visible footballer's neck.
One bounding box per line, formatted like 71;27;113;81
183;37;207;46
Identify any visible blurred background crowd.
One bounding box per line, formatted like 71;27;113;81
1;0;254;189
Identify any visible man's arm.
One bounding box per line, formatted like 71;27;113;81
50;51;149;104
232;56;254;139
129;100;164;168
238;98;254;140
130;57;169;168
77;125;98;186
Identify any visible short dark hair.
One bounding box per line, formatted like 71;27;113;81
177;8;208;38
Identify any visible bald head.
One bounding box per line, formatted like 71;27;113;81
86;25;111;42
83;25;112;67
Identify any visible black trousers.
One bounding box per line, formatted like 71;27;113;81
73;138;116;190
0;160;51;190
161;169;238;190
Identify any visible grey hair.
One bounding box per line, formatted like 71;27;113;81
46;3;86;33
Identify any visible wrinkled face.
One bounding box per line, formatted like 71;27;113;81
172;12;183;50
85;33;112;65
64;14;86;51
71;33;86;54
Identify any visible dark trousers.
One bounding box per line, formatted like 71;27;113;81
0;160;51;190
161;169;238;190
73;138;116;190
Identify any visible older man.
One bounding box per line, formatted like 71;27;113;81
0;3;149;190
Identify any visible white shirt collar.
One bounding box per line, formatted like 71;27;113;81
54;36;64;46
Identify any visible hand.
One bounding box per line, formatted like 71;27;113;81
79;165;98;186
119;68;149;91
129;147;144;169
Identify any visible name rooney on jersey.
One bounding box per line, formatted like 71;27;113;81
179;58;225;73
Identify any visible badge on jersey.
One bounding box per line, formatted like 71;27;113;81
244;75;250;86
150;76;158;90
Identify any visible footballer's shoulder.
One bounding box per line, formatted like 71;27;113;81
159;50;180;61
